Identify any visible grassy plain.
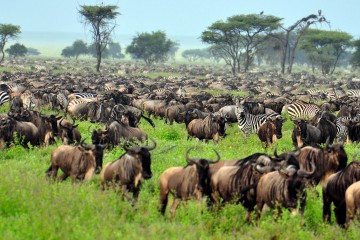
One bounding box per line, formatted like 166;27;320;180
0;65;360;239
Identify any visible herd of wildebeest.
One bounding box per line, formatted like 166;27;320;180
1;61;360;229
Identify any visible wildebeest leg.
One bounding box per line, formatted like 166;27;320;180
170;199;180;217
159;190;169;215
58;173;69;182
256;201;264;222
132;189;140;208
121;185;133;202
322;189;332;223
334;202;346;227
51;166;59;181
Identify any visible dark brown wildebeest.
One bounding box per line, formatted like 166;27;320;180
159;147;220;217
322;157;360;227
208;149;297;222
345;181;360;228
100;138;156;204
0;115;40;149
187;114;226;144
57;118;82;145
291;119;321;148
257;116;278;149
164;104;186;125
296;141;348;186
46;141;107;183
107;118;148;147
256;162;315;224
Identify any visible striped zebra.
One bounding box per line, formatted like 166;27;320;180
0;91;10;106
287;101;320;120
56;93;68;110
346;89;360;98
235;98;281;138
307;89;336;100
74;92;96;99
336;116;351;142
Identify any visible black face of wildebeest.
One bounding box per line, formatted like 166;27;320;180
139;148;152;179
274;116;286;139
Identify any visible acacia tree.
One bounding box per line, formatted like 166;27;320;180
0;24;21;64
79;4;120;72
350;39;360;68
126;31;176;65
6;43;27;58
270;11;328;74
201;14;281;74
300;29;352;74
228;14;282;71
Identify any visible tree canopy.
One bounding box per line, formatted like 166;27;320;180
300;29;352;74
201;14;282;75
126;31;176;65
0;24;21;64
350;39;360;68
6;43;27;58
79;4;120;71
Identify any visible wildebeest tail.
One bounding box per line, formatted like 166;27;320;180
141;114;155;128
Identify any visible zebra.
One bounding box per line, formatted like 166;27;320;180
56;93;68;111
346;89;360;98
336;116;351;142
0;91;10;106
306;89;336;100
74;92;96;99
235;98;282;138
287;101;320;120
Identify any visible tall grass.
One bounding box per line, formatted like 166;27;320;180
0;115;360;240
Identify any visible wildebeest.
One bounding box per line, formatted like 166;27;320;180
0;115;40;149
291;119;321;147
46;140;107;183
258;115;286;148
187;114;226;144
107;119;148;147
296;141;348;186
322;157;360;227
256;162;315;223
100;138;156;204
159;147;220;216
57;118;82;145
208;150;295;222
345;181;360;228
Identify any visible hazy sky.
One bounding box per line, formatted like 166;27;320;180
2;0;359;36
1;0;359;55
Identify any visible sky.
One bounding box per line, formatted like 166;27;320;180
1;0;360;55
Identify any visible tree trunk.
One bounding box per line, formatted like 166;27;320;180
96;42;101;72
0;48;4;64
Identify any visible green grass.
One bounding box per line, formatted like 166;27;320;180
1;113;360;240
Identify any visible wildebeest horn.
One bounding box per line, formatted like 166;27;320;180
185;147;197;164
59;118;64;127
255;164;273;174
256;155;272;166
325;136;330;148
273;145;279;158
352;152;360;161
207;149;221;164
144;137;156;151
297;161;316;178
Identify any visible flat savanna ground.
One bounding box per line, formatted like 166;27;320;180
0;59;359;240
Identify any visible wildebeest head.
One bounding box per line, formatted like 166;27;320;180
324;140;348;172
123;138;157;179
185;147;220;192
91;127;109;145
58;118;79;145
80;140;107;174
273;115;287;139
279;161;316;208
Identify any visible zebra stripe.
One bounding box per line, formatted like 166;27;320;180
56;93;68;110
335;116;350;142
0;91;10;106
346;90;360;98
74;93;96;99
235;98;280;137
287;102;320;120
